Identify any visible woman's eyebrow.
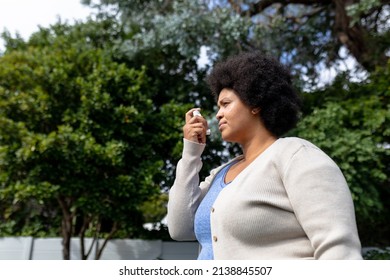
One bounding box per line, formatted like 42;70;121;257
217;98;229;106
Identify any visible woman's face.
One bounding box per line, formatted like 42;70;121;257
216;88;260;143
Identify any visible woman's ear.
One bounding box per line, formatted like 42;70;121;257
251;107;261;115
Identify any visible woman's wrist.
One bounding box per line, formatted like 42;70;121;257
182;138;206;158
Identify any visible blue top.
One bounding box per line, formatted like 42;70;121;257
194;162;234;260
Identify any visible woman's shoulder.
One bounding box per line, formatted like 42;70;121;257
272;137;329;163
274;136;319;153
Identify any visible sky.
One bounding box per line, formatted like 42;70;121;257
0;0;212;75
0;0;94;50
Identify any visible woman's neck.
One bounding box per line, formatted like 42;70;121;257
240;132;277;163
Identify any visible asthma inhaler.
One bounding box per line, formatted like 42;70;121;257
193;110;211;135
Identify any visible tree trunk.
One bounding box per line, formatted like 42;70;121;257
79;216;93;260
333;0;375;71
57;196;74;260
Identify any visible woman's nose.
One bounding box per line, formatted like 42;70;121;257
216;109;222;120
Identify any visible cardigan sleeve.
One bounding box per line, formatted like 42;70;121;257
282;144;363;259
167;139;216;241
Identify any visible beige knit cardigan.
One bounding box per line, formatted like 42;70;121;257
167;137;362;259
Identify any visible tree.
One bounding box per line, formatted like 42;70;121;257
0;18;183;259
223;0;390;73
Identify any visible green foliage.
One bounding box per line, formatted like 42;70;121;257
0;18;184;256
363;248;390;260
139;193;168;224
346;0;382;25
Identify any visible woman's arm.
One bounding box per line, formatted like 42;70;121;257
283;145;362;259
167;109;215;240
167;139;206;240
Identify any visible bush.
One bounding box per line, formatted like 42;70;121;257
363;248;390;260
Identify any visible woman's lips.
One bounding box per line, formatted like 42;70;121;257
218;122;227;130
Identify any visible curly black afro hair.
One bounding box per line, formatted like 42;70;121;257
206;51;302;137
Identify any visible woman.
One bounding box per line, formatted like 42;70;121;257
167;51;362;259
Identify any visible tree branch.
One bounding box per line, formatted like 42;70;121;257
79;215;93;260
284;6;327;25
95;222;119;260
251;0;332;16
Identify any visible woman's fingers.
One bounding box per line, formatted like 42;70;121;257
183;108;209;144
185;108;201;123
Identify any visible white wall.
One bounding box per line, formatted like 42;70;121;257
0;237;198;260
